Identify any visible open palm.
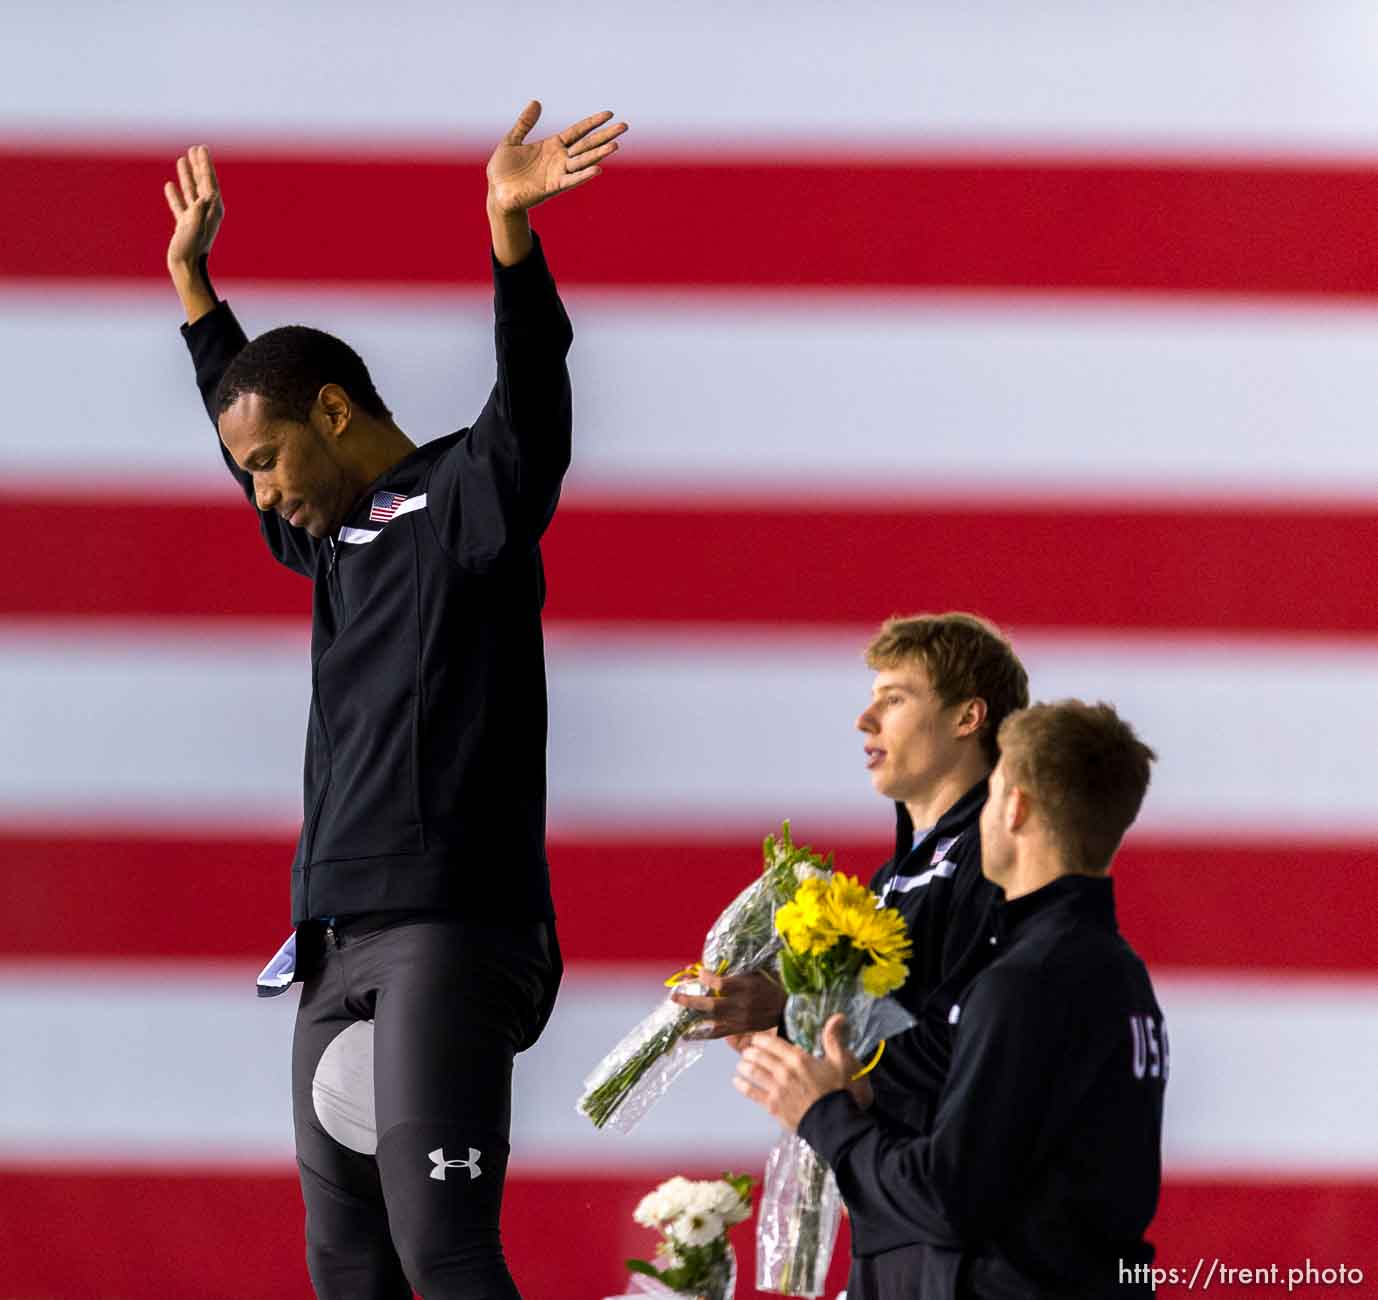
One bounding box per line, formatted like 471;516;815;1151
163;145;224;271
486;101;627;214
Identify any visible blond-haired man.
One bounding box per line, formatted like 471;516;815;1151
677;612;1029;1137
736;701;1166;1300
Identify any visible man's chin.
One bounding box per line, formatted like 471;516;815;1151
869;773;900;802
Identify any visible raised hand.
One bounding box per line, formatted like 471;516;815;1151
486;101;627;216
163;146;223;323
164;146;224;272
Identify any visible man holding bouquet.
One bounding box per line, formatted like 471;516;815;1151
734;701;1166;1299
675;611;1030;1136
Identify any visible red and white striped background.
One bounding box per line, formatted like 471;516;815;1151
3;4;1377;1297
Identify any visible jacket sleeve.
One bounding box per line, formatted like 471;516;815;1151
798;964;1067;1247
426;233;574;571
179;261;321;579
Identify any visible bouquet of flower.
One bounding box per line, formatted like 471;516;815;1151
578;823;832;1133
613;1173;753;1300
756;873;917;1297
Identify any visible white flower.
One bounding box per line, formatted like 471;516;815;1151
681;1181;724;1215
633;1190;667;1228
710;1181;752;1225
635;1176;695;1227
793;862;832;884
668;1208;725;1249
658;1176;696;1213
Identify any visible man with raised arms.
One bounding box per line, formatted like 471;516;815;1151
162;102;626;1299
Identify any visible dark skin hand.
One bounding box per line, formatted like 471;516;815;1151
160;102;630;539
162;102;629;313
672;970;787;1040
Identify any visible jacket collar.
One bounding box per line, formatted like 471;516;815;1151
891;776;990;865
995;872;1118;942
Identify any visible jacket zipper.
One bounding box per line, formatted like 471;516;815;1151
303;536;342;912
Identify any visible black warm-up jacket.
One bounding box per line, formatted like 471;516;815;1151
181;236;570;931
799;874;1167;1300
866;781;1000;1137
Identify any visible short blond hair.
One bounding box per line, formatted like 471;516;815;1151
997;700;1156;872
865;612;1029;765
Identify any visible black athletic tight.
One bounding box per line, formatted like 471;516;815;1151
291;912;559;1299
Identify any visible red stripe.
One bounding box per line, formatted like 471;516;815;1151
10;145;1378;296
0;830;1370;972
0;1168;1370;1298
0;1166;853;1300
4;495;1374;633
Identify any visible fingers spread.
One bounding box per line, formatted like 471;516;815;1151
505;99;542;145
559;108;614;148
567;140;619;173
567;119;628;157
558;165;602;193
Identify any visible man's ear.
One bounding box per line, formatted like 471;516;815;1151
313;383;352;440
954;696;988;740
1006;784;1033;833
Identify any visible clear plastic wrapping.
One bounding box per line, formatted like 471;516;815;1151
756;979;916;1296
579;825;832;1133
577;988;709;1133
755;1132;843;1298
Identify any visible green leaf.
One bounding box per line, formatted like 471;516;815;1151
779;946;809;995
625;1258;661;1278
722;1171;756;1203
659;1263;700;1291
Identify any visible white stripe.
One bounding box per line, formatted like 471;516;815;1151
5;289;1378;500
880;859;960;900
6;0;1378;151
1;622;1375;835
3;963;1375;1172
339;493;426;543
1158;973;1378;1174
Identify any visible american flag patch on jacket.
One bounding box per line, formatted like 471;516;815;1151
369;491;408;523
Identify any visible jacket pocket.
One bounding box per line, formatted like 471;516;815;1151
312;691;423;861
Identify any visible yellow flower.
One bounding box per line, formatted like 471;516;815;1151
775;878;837;956
823;873;876;916
862;957;908;998
817;876;913;968
776;874;913;988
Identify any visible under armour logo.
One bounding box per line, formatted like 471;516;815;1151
428;1147;482;1181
